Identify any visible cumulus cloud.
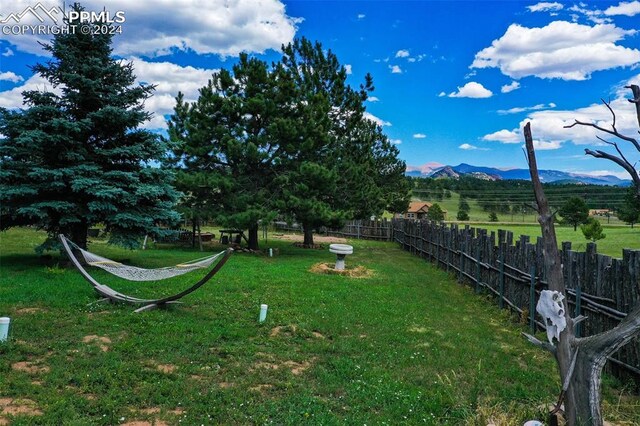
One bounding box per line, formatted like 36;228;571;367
459;143;489;150
604;1;640;16
0;71;24;83
344;64;353;75
395;49;410;58
390;139;402;145
497;103;556;114
501;81;521;93
0;58;219;131
413;133;427;139
448;82;493;98
483;74;640;151
482;129;521;143
2;0;301;57
357;13;366;19
367;96;380;102
471;21;640;80
527;2;564;12
364;111;392;127
2;48;14;57
389;65;403;74
437;91;447;97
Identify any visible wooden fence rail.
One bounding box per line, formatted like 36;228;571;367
390;219;640;383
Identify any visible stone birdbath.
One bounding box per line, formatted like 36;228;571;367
329;244;353;271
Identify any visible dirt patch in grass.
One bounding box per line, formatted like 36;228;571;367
122;421;167;426
156;364;176;374
309;262;374;278
14;307;46;315
249;384;274;393
311;331;326;339
283;359;314;375
0;397;43;418
82;335;111;352
269;325;297;338
11;361;50;375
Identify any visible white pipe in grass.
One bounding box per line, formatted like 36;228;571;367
0;317;10;342
269;248;273;257
258;304;268;322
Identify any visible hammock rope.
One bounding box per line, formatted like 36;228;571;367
63;236;226;282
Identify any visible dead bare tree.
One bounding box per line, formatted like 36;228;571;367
524;114;640;424
564;84;640;196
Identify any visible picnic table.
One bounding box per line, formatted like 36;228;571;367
219;229;249;245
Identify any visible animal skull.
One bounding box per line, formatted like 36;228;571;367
536;290;567;344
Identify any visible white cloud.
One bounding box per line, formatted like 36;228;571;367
448;82;493;98
497;103;556;114
482;129;521;143
2;0;301;57
395;49;410;58
530;140;563;150
459;143;489;150
390;139;402;145
2;48;14;57
129;58;219;129
345;64;353;75
527;2;564;12
501;81;521;93
471;21;640;80
389;65;403;74
0;72;24;83
485;74;640;152
0;58;219;131
367;96;380;102
568;4;612;24
438;91;447;97
413;133;427;139
357;13;366;19
364;111;392;127
604;1;640;16
0;74;57;109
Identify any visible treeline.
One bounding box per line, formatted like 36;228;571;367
410;176;630;214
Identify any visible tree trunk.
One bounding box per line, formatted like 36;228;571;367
248;224;259;251
303;225;314;247
69;221;89;250
525;122;640;425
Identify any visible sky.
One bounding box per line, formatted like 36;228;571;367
1;0;639;179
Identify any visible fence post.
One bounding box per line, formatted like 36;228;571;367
575;284;582;338
529;262;536;334
475;241;481;294
499;243;505;309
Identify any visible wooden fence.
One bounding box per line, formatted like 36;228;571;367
390;219;640;383
274;219;393;241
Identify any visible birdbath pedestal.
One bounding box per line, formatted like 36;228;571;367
329;244;353;271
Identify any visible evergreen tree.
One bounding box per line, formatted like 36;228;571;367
427;203;445;221
488;211;499;222
580;217;606;242
0;5;179;251
166;55;284;251
617;189;640;228
274;38;409;246
456;210;470;221
559;196;589;231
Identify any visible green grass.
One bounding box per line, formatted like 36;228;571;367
0;228;638;425
477;223;640;258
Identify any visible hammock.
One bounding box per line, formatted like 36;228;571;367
76;246;225;282
59;234;234;312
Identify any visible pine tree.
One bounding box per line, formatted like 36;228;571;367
617;188;640;228
0;5;179;251
559;196;589;231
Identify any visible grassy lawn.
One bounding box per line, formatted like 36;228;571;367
1;228;638;425
475;223;640;258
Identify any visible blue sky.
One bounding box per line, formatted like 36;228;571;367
1;0;639;178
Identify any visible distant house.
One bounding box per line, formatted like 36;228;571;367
589;209;612;217
395;201;447;220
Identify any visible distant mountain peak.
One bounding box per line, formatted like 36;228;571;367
405;162;631;186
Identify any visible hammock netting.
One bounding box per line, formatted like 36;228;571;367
76;247;226;282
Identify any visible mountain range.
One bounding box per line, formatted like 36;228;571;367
405;163;631;186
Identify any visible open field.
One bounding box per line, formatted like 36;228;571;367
468;223;640;258
0;228;639;424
